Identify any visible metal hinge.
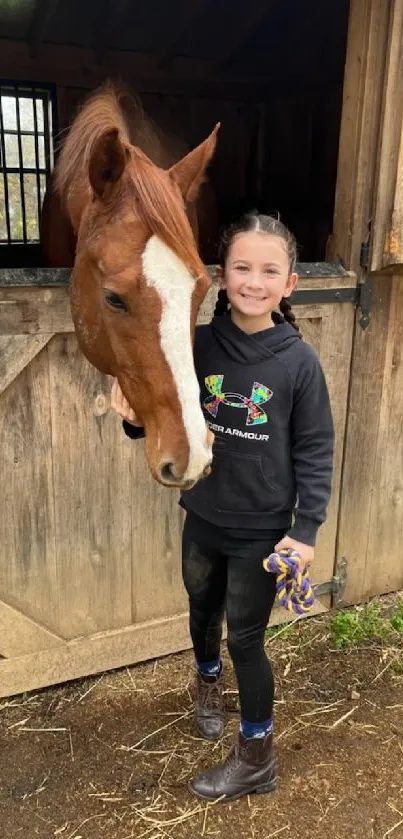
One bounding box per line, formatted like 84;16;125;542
358;221;372;330
313;557;348;609
356;278;372;330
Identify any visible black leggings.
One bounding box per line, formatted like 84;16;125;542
182;512;282;723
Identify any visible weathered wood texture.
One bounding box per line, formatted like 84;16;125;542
0;600;330;700
329;0;390;272
371;0;403;271
337;274;403;604
0;274;353;697
329;0;403;603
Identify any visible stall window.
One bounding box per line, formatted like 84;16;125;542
0;84;55;245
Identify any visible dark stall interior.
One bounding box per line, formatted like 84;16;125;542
0;0;350;267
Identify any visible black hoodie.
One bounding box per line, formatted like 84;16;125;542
123;312;334;546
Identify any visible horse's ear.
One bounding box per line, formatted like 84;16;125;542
89;128;130;198
169;123;220;203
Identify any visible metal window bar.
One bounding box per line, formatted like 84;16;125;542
0;167;47;174
0;95;11;242
42;89;53;182
14;86;28;244
0;129;45;136
0;85;53;244
32;88;42;231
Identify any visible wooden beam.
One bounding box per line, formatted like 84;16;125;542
28;0;59;59
0;38;221;85
0;335;51;396
0;599;63;658
0;287;72;336
0;600;328;699
0;38;271;100
0;36;324;100
216;0;279;68
157;0;209;71
94;0;133;65
370;0;403;272
329;0;390;273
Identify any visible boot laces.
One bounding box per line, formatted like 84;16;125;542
200;679;222;710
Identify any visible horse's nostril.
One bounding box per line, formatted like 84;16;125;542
159;462;177;483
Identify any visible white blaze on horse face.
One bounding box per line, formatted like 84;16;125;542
142;235;212;481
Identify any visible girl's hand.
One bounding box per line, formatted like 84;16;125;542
110;378;142;426
274;536;314;573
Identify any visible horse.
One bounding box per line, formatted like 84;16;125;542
40;83;219;489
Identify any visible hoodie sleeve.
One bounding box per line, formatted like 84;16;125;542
286;346;334;547
122;420;145;440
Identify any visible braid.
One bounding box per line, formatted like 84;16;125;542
280;297;300;332
214;288;229;317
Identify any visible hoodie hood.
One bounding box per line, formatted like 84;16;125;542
211;311;301;365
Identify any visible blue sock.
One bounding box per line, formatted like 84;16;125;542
197;656;222;678
240;718;273;739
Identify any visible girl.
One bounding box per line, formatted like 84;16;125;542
111;212;334;802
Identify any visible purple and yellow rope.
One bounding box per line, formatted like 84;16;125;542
263;549;315;615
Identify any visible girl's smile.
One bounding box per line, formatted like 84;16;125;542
220;231;298;332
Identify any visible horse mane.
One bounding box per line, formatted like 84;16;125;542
55;82;134;199
55;82;205;275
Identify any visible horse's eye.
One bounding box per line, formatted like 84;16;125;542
104;290;128;312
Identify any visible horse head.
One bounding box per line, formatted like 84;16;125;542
54;88;219;488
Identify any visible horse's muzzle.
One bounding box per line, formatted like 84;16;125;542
157;460;211;489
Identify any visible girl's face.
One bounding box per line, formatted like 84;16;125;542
220;231;298;333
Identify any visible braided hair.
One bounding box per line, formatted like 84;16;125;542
214;211;299;332
214;288;229;316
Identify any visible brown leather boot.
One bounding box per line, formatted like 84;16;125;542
195;671;225;741
191;731;277;801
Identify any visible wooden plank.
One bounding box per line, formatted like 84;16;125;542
383;119;403;271
329;0;390;271
0;268;71;287
0;600;328;700
0;599;63;658
0;287;72;335
363;275;403;596
371;0;403;271
130;446;187;624
0;342;59;632
297;303;355;590
336;276;392;604
0;334;51;395
0;277;355;337
0;39;219;85
47;334;133;639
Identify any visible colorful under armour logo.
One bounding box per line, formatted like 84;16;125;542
204;375;273;426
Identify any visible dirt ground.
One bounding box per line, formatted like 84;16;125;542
1;606;403;839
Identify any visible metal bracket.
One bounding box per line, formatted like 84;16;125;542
290;287;357;305
313;557;348;609
290;284;372;331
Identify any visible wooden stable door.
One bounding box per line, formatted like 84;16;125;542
330;0;403;605
0;269;356;698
